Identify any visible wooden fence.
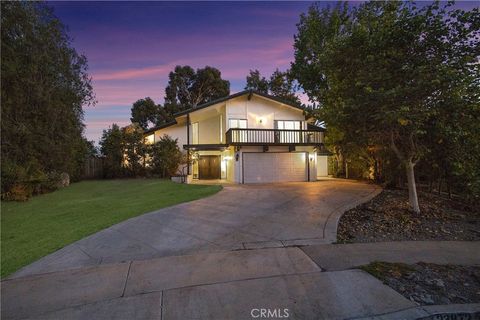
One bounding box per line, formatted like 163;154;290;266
83;156;104;179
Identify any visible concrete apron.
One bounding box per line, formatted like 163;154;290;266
2;247;415;320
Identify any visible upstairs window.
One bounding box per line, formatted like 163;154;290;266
275;120;301;130
229;119;247;129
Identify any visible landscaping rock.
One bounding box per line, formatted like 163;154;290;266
58;172;70;188
361;262;480;306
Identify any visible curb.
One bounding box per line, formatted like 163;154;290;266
350;303;480;320
323;182;383;242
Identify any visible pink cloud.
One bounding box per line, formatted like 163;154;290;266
93;63;177;81
84;37;296;142
92;80;165;106
90;38;293;84
86;119;130;128
83;119;132;142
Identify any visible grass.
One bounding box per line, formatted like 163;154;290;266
1;179;221;278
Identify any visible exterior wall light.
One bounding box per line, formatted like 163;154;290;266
309;154;315;161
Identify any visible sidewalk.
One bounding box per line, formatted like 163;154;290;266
2;241;479;320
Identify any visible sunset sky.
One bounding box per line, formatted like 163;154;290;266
49;1;478;143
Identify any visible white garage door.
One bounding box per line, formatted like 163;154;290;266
243;152;308;183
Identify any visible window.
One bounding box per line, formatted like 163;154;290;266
192;122;199;144
219;115;223;143
275;120;301;130
228;119;247;143
275;120;302;143
229;119;247;129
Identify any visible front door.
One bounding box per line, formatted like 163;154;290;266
198;155;221;179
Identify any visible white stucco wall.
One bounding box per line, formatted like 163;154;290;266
155;94;307;150
197;115;221;144
225;95;306;130
154;124;188;149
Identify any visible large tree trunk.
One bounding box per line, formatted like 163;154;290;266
390;132;421;213
405;160;420;214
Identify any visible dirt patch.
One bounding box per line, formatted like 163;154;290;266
361;262;480;305
337;189;479;243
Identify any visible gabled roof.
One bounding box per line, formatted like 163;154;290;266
144;90;305;134
173;89;304;117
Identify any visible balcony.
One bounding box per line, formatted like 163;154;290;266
225;128;324;146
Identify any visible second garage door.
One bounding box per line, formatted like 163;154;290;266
243;152;308;183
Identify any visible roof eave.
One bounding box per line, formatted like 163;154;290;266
143;120;178;134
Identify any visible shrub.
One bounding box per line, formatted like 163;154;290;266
150;135;183;178
3;183;32;202
0;160;64;201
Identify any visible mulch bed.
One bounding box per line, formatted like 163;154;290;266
361;262;480;305
337;189;480;243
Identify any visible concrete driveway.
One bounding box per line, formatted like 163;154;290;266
12;179;380;278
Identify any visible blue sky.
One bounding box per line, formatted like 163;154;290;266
48;1;479;142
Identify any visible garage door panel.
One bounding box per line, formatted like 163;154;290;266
243;152;307;183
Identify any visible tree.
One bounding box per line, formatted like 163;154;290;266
268;69;301;105
99;124;124;178
244;69;301;105
130;97;159;130
85;140;99;157
1;2;95;198
150;135;183;178
164;65;230;113
122;123;147;176
292;1;480;212
245;69;269;93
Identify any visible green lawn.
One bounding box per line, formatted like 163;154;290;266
1;179;221;278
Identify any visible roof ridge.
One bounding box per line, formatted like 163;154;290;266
144;90;304;134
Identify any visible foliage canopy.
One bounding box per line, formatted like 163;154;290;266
292;1;480;208
1;2;95;200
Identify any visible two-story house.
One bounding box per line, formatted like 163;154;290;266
144;90;329;183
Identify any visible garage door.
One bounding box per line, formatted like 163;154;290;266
243;152;308;183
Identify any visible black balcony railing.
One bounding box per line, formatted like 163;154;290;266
225;128;324;145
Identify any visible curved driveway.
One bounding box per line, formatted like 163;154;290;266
12;179;380;278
